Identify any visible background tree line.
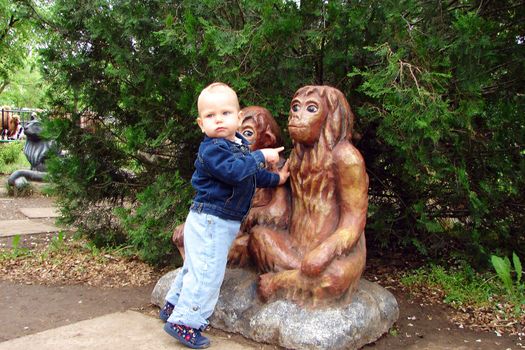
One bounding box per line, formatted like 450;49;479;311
0;0;47;107
13;0;523;266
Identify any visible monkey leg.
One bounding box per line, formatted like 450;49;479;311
259;235;366;304
172;223;185;260
258;270;301;302
227;234;251;267
310;235;366;301
249;225;301;273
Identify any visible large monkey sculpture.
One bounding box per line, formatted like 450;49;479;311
172;106;290;266
249;86;368;305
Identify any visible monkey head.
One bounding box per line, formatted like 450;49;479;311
240;106;282;150
288;87;327;146
288;86;354;147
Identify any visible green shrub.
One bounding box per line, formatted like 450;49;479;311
0;141;28;174
116;172;192;265
402;259;524;317
491;252;524;313
38;0;524;266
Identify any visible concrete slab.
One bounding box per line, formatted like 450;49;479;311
0;219;60;237
0;310;257;350
18;207;59;218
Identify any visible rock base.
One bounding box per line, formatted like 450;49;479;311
152;268;399;350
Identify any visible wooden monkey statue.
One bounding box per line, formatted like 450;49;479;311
249;86;369;305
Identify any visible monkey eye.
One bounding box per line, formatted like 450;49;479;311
306;104;318;113
291;104;300;112
242;130;254;137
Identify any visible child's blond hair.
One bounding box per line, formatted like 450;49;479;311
197;82;240;115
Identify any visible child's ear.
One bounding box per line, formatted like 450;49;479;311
196;117;204;132
238;111;244;126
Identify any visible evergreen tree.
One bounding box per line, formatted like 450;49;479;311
36;0;524;264
0;0;36;96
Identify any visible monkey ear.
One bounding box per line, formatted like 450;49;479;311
261;124;277;148
323;89;340;148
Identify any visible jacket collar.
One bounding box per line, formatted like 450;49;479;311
202;132;251;146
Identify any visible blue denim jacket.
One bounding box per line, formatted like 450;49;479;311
190;132;280;221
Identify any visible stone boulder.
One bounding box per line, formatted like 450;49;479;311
152;268;398;350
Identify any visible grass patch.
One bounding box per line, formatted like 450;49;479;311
401;261;524;317
401;263;496;307
0;141;30;175
0;235;31;260
400;261;525;335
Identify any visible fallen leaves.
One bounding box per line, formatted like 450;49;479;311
365;259;525;337
0;239;164;288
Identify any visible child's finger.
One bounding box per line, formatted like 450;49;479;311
282;159;290;171
275;146;285;153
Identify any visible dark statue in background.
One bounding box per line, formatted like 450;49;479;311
8;119;57;189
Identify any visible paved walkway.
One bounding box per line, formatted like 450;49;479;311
0;187;258;349
0;193;61;237
0;219;60;237
0;311;256;350
18;207;59;218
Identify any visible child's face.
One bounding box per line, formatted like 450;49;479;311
197;89;241;141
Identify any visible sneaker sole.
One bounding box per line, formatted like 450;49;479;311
163;323;210;349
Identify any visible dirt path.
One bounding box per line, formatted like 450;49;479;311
0;281;154;342
1;278;520;349
0;190;522;349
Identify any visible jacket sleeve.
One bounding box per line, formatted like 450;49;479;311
200;142;267;185
255;168;280;188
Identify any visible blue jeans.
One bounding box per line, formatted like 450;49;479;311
165;210;240;329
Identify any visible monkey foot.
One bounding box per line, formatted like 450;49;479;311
257;272;276;302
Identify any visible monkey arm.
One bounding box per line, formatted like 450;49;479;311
301;143;368;277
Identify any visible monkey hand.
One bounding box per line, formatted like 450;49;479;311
277;159;290;185
300;239;338;277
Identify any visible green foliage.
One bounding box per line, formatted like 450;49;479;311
0;141;29;174
116;172;192;265
0;0;41;97
402;257;525;316
25;0;524;266
491;253;524;311
0;56;49;107
348;1;525;261
48;230;66;251
0;141;22;165
401;262;496;307
0;235;30;260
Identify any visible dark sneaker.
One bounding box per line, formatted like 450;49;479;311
164;322;210;349
159;301;174;322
